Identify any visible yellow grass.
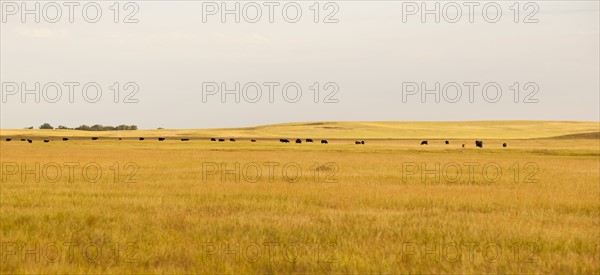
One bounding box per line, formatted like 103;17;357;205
0;121;598;273
2;120;599;139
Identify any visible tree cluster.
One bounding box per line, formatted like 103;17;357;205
37;123;138;131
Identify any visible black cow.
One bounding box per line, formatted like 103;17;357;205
218;139;225;142
119;138;122;140
306;139;313;142
321;140;328;144
158;138;166;141
475;140;483;148
63;138;69;141
445;140;449;144
280;139;290;143
462;144;465;148
92;137;99;140
211;138;216;141
355;141;361;144
230;138;236;142
44;140;50;143
139;137;145;141
21;139;26;141
251;140;256;142
421;140;428;145
361;141;365;144
181;138;190;141
502;143;507;147
27;139;33;143
296;139;302;144
5;138;11;141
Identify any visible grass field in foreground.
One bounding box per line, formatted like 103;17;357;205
0;121;598;273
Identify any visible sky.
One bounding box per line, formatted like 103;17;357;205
1;1;598;129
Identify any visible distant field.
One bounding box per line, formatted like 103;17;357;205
0;121;598;273
2;120;599;140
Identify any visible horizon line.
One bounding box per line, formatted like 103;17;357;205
1;119;599;131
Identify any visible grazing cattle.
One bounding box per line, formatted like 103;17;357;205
218;139;225;142
5;138;11;141
119;138;122;140
230;138;236;142
475;140;483;148
306;139;313;142
63;138;69;141
91;137;98;140
251;139;256;142
445;140;449;144
462;144;465;148
280;139;290;143
181;138;190;141
502;143;507;147
44;140;50;143
296;139;302;144
211;138;216;141
27;139;33;143
158;138;166;141
21;139;26;141
321;140;328;144
139;137;145;141
421;140;428;145
361;141;365;144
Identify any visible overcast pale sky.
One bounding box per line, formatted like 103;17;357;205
1;1;598;129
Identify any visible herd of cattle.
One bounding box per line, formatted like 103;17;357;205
278;138;330;144
4;137;506;147
421;140;507;148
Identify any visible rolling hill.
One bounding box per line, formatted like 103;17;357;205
1;121;598;140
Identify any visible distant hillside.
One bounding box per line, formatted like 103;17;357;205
542;132;600;140
1;121;598;139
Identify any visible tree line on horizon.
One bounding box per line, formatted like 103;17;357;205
31;123;138;131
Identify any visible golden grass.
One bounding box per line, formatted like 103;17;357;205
2;120;599;139
0;121;598;273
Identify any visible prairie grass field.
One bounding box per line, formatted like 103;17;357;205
0;121;598;273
